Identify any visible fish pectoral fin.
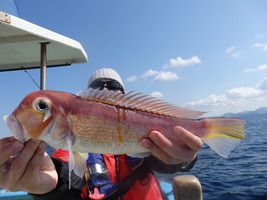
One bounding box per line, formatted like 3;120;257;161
67;137;88;182
72;152;89;178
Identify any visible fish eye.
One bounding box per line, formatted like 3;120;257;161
36;99;50;112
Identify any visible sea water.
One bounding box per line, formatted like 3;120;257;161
158;114;267;200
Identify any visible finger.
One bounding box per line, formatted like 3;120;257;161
0;139;24;167
0;157;14;173
143;129;198;163
22;142;46;179
140;136;181;164
18;142;47;192
0;137;16;146
7;140;41;184
140;137;172;163
20;144;58;194
147;130;173;150
173;126;203;151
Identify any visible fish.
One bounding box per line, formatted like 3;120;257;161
4;88;245;178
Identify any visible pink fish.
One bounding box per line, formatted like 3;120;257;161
4;88;245;178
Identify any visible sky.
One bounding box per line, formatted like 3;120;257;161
1;0;267;138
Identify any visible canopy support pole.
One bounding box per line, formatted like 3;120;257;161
40;42;49;90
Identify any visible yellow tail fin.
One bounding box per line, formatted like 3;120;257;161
202;118;245;157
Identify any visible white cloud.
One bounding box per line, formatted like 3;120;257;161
244;64;267;72
152;71;179;82
258;77;267;90
141;69;180;82
126;75;138;82
142;69;158;77
150;91;164;98
255;34;266;39
225;46;236;54
258;65;267;71
185;94;228;107
251;43;267;51
231;51;242;59
225;87;263;99
163;56;201;68
184;86;266;115
225;46;242;59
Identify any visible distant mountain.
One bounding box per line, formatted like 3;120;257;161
222;107;267;118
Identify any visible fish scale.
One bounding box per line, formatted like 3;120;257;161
69;113;151;154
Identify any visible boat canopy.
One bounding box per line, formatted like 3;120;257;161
0;11;88;71
0;11;88;89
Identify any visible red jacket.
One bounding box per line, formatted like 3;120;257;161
52;150;164;200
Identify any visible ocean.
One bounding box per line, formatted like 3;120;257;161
159;114;267;200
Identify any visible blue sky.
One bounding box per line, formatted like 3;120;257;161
1;0;267;137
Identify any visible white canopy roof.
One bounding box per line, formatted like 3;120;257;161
0;11;88;71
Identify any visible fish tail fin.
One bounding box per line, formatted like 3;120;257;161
201;118;245;157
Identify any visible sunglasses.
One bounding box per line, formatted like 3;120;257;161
90;80;125;93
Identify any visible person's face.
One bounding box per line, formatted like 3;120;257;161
89;79;125;93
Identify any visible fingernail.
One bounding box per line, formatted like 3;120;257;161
149;131;159;141
140;138;150;148
39;142;46;150
29;139;41;145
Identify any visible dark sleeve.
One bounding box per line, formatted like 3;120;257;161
144;155;197;174
29;158;84;200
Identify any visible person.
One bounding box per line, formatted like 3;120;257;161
0;68;203;200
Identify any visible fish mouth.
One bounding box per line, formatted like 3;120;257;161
3;114;30;143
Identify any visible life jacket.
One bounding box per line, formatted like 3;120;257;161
52;150;164;200
101;154;164;200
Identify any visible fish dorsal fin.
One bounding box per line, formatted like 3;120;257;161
77;88;205;119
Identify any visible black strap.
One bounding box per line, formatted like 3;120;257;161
102;162;151;200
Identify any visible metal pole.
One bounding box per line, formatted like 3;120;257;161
40;42;49;90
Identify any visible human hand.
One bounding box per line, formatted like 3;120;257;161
0;137;58;194
140;126;203;165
